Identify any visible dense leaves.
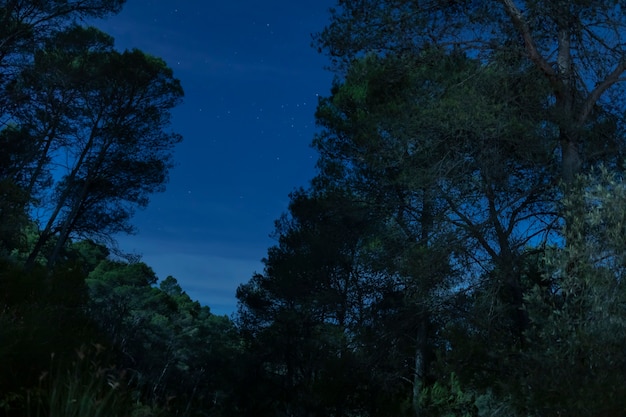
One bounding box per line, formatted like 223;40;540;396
519;168;626;415
86;262;240;414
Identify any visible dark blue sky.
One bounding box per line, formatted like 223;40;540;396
93;1;336;315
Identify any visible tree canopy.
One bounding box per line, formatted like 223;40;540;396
236;2;626;417
315;0;626;183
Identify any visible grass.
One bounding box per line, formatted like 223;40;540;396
28;345;133;417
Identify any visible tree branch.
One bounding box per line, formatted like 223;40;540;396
499;0;560;89
578;60;626;124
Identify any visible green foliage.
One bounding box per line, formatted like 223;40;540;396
236;185;456;416
420;373;477;417
0;124;36;256
86;261;241;414
0;252;242;416
317;0;626;182
236;189;378;416
518;167;626;416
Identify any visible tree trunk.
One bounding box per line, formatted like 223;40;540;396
25;116;103;268
412;316;429;417
561;136;581;184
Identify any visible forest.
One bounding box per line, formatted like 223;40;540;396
2;0;626;416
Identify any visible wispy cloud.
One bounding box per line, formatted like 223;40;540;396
116;234;264;316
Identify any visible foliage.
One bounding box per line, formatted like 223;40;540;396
28;345;133;417
236;184;457;416
86;261;241;415
420;373;477;417
315;0;626;183
0;247;242;416
312;47;557;414
0;1;125;111
236;2;626;417
519;167;626;416
235;188;380;416
5;24;184;268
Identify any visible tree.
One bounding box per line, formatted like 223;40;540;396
316;0;626;184
0;1;127;255
0;0;125;121
235;47;555;416
7;25;183;267
518;167;626;416
86;263;241;415
158;275;242;414
236;188;384;416
0;248;101;413
236;181;460;416
314;3;626;415
313;48;562;398
0;125;33;255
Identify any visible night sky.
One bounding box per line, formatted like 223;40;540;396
92;1;336;316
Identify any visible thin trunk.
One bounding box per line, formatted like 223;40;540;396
412;316;429;417
485;179;528;341
24;121;59;198
46;177;88;267
411;189;434;417
561;134;581;184
556;27;571;85
183;368;205;417
412;344;423;416
556;25;581;184
152;353;173;404
48;137;111;268
25;116;102;267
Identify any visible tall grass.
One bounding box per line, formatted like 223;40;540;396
28;345;132;417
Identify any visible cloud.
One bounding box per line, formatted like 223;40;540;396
115;234;264;316
147;251;260;316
